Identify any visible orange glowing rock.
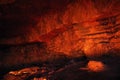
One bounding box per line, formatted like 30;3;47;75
87;60;107;72
33;77;47;80
9;66;40;76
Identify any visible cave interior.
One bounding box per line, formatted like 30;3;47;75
0;0;120;80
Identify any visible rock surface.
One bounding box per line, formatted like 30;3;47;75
0;0;120;56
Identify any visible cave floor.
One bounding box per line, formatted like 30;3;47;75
2;56;120;80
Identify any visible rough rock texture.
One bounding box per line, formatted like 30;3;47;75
0;0;120;73
0;42;69;70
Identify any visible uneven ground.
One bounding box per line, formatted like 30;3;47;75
2;55;120;80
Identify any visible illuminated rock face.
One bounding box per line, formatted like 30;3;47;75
0;0;120;57
87;60;106;72
41;0;120;57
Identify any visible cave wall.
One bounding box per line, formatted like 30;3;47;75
0;0;120;68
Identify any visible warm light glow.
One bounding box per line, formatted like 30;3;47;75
87;60;106;72
34;77;47;80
